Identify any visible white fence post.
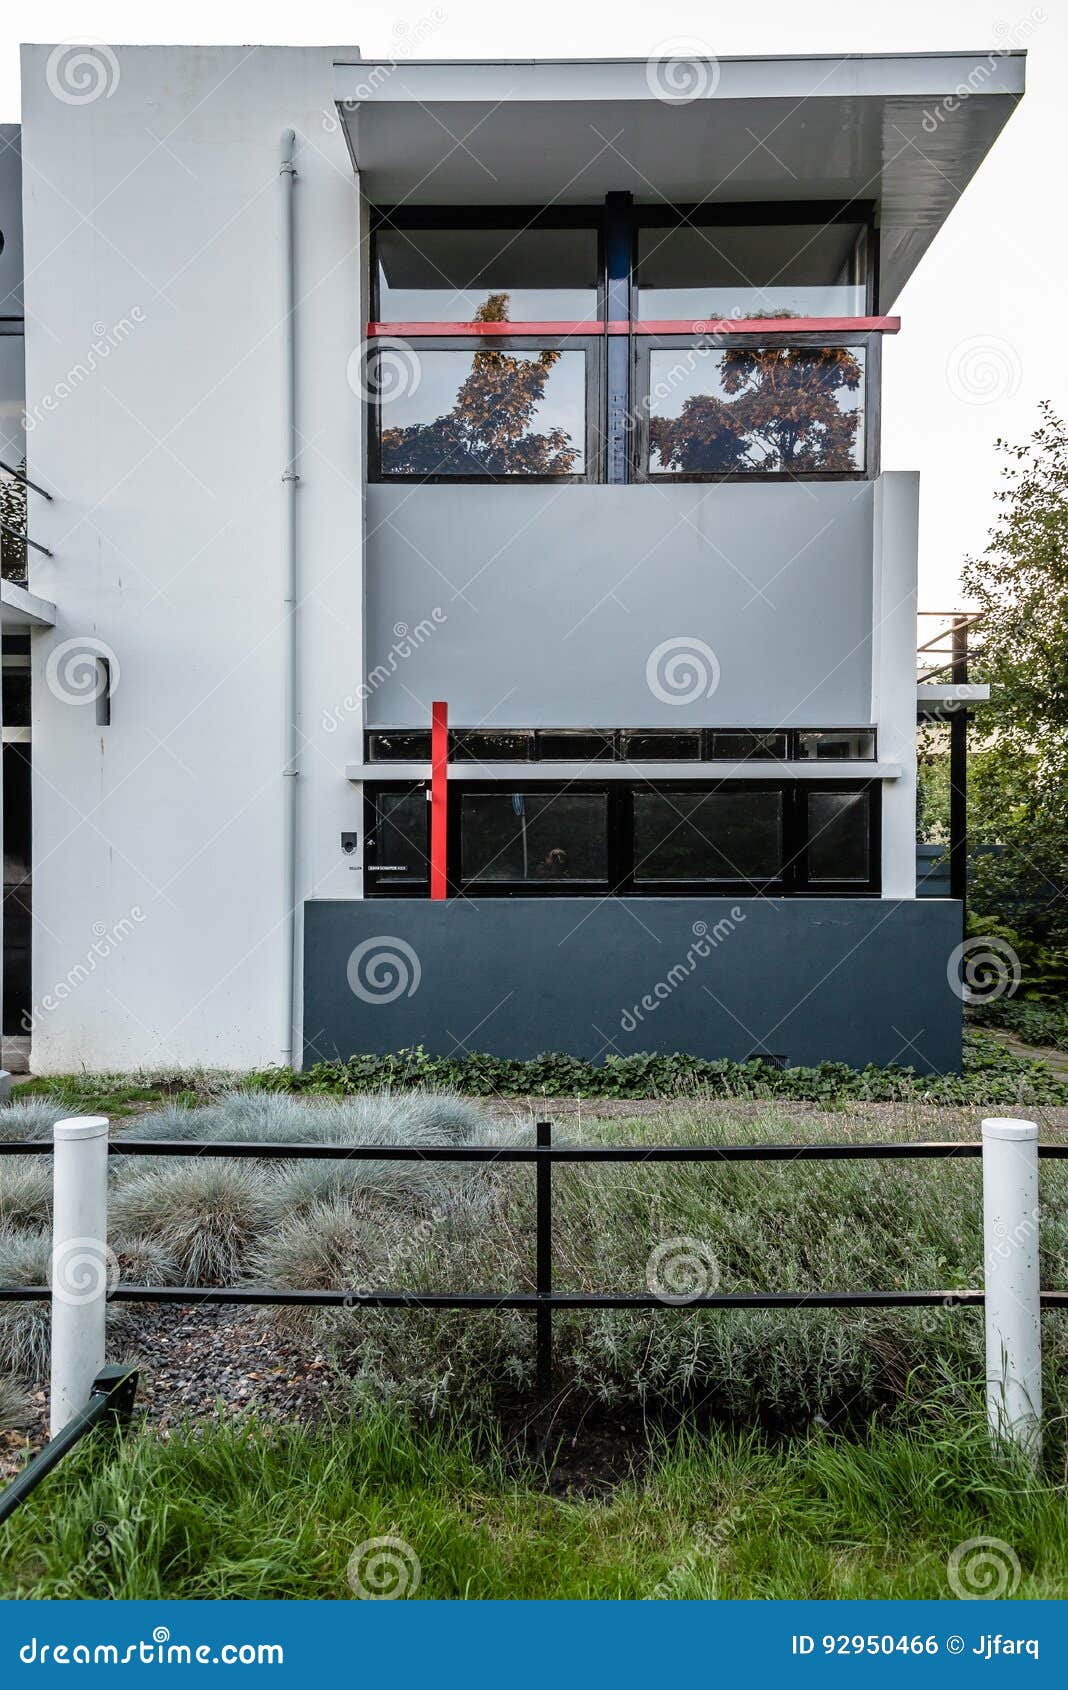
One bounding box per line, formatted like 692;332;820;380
50;1115;110;1436
982;1117;1042;1465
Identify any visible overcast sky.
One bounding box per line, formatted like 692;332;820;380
1;0;1063;610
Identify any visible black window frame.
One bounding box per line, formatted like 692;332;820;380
368;333;604;485
364;727;877;764
796;727;878;762
801;783;880;891
633;330;880;484
628;781;789;894
363;778;881;899
362;784;432;895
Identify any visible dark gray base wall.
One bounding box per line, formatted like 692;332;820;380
303;898;964;1074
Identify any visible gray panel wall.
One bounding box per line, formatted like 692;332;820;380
365;482;875;729
304;896;963;1073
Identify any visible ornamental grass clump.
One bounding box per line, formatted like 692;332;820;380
0;1229;51;1377
0;1160;52;1233
110;1162;276;1286
0;1370;31;1432
0;1099;63;1143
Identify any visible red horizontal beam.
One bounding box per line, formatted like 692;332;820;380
367;316;900;338
368;320;604;337
623;315;900;336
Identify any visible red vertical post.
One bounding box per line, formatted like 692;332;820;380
431;700;448;900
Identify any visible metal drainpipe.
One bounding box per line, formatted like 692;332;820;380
279;130;300;1068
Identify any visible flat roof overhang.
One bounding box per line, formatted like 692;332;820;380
1;578;55;628
335;50;1025;308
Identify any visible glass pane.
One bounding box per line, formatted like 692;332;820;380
0;336;27;583
461;792;607;884
636;223;866;320
648;344;865;475
1;668;30;728
538;730;615;762
377;227;599;322
798;730;876;761
367;731;432;761
371;792;428;883
634;790;783;882
807;791;871;882
620;731;701;761
709;731;788;761
451;730;533;762
379;348;586;478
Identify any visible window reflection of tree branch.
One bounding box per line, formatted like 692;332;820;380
650;315;863;475
380;293;580;477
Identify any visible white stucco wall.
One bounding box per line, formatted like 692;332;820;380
872;472;920;900
20;44;364;1071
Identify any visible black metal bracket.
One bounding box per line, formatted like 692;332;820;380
0;1364;139;1527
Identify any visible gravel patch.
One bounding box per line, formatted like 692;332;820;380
2;1305;343;1477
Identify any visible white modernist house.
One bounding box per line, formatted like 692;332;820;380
0;44;1023;1074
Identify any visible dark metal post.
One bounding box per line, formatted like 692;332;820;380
535;1120;552;1401
604;192;633;485
949;618;969;915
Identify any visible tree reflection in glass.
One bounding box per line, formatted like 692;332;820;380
649;337;865;475
379;294;584;477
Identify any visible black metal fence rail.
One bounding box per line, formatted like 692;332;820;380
3;1128;1067;1399
4;1138;1068;1161
0;1366;138;1527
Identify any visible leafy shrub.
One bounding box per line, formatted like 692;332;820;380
971;998;1068;1051
244;1031;1063;1105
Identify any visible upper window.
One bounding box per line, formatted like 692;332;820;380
635;222;868;321
798;730;877;762
374;343;590;480
645;342;866;477
709;730;789;761
375;225;600;322
367;206;882;484
452;730;534;763
364;727;876;763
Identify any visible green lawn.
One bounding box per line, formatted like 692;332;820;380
2;1408;1066;1600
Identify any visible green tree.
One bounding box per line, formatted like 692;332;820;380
962;403;1068;947
381;294;580;476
